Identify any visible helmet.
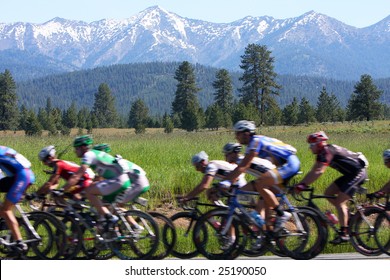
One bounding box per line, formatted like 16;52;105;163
191;151;209;165
73;135;93;147
92;143;111;153
38;145;56;161
233;120;256;133
222;143;242;155
383;149;390;162
307;131;329;144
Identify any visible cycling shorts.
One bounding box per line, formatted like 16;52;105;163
0;169;35;204
335;168;367;197
268;154;300;184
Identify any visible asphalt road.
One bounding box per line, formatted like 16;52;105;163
241;252;389;260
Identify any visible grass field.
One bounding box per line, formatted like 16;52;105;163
1;120;389;255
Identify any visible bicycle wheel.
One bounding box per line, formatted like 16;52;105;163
374;210;390;256
169;211;203;259
349;206;383;256
50;210;84;259
79;212;115;260
0;217;31;259
275;208;327;260
193;209;246;260
148;211;176;260
110;209;159;260
27;211;67;259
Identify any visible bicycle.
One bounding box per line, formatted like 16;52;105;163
28;190;160;260
0;198;66;260
117;196;177;260
167;196;223;259
373;194;390;256
292;185;385;256
192;185;325;260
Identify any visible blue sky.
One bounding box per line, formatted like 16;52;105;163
1;0;389;27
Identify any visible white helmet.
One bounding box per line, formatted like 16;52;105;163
191;151;209;165
383;149;390;162
233;120;256;133
38;145;56;161
222;143;242;154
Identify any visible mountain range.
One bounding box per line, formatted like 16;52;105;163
1;6;390;81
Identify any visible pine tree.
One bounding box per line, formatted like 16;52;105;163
0;70;19;130
171;61;201;131
298;97;316;124
63;101;78;128
316;87;332;123
128;98;149;134
212;69;234;127
162;113;174;133
346;74;383;121
282;98;299;125
24;109;42;136
92;83;119;127
18;105;29;130
239;44;281;125
205;104;224;130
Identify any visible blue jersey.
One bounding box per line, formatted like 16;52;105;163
246;135;297;166
0;146;32;175
0;146;35;204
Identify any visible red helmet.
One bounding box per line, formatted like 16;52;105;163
307;131;329;144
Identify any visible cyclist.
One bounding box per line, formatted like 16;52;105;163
92;143;150;204
62;135;132;227
295;131;368;244
226;120;300;232
223;142;276;217
180;150;247;249
0;146;36;253
180;150;247;203
367;149;390;199
35;145;95;199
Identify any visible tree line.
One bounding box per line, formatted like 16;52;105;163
1;44;389;135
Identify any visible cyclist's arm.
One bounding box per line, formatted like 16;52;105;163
62;164;88;191
299;161;328;186
36;173;60;195
184;174;214;200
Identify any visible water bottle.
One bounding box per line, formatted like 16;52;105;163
250;210;265;227
325;210;339;225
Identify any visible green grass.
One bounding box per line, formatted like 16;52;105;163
1;120;389;257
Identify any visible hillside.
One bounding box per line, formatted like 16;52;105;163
15;62;390;116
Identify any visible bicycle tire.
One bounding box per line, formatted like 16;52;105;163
193;209;246;260
374;210;390;256
275;208;327;260
27;211;67;259
0;217;31;260
169;211;203;259
78;212;115;260
110;209;159;260
49;210;84;259
349;206;383;256
149;211;176;260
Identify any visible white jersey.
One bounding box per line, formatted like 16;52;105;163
237;156;276;178
205;160;247;188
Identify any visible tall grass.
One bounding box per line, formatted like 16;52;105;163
1;121;389;255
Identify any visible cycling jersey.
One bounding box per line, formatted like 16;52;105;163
317;144;368;196
237;156;276;178
53;159;95;192
246;136;300;182
205;160;247;188
81;150;125;179
247;135;297;165
0;146;35;204
317;145;367;175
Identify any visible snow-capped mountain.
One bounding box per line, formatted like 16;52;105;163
0;6;389;80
